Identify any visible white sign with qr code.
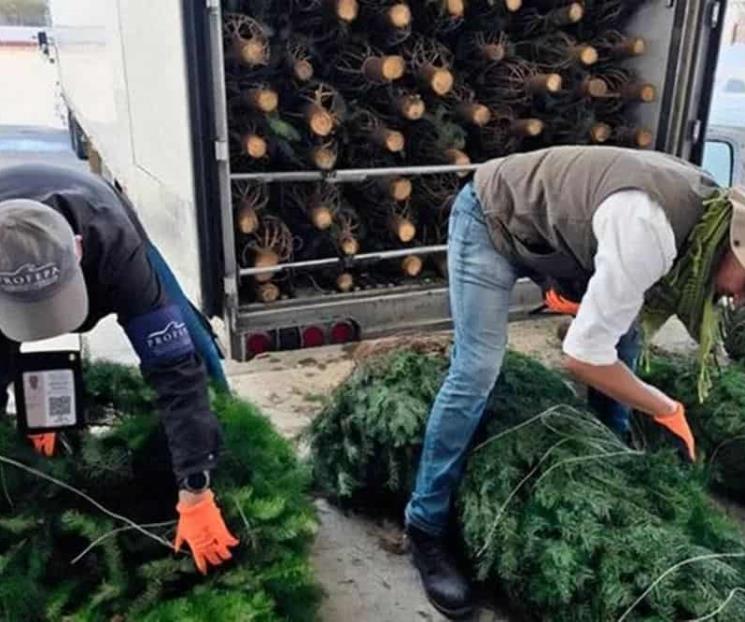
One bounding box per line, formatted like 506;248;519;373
22;369;77;428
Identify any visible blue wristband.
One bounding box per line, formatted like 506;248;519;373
124;305;194;366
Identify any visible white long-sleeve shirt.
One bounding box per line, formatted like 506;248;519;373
562;190;678;365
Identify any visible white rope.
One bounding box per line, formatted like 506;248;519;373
472;405;572;454
617;552;745;622
532;449;642;490
476;438;571;558
0;453;174;552
682;587;745;622
71;520;177;565
475;404;643;558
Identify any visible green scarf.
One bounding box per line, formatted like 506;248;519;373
641;190;732;401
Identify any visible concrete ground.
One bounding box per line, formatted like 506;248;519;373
1;45;739;622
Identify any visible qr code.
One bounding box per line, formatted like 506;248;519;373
48;396;72;419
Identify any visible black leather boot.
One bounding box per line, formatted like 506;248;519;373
407;524;474;619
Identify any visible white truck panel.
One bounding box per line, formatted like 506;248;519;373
50;0;204;306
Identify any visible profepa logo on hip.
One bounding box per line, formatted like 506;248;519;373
0;263;61;293
147;321;189;350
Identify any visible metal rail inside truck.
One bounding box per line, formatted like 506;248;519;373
46;0;740;361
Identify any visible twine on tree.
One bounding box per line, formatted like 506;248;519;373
617;553;745;622
0;454;175;553
71;520;177;565
474;405;642;558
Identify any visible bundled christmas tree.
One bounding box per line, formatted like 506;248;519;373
0;363;320;621
638;353;745;502
310;349;745;620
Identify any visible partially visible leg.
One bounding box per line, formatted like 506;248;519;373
145;245;229;392
587;322;641;435
0;334;19;414
404;184;519;618
406;184;519;535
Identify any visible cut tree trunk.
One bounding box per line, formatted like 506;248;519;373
511;118;544;137
456;102;491;127
310;205;334;230
418;63;454;95
237;204;260;234
389;214;416;243
305;104;336;137
362;55;406;82
253;249;279;283
570;45;598;66
371;127;405;152
256;282;280;302
590;122;611;143
548;2;584;26
387;3;412;27
334;0;359;22
527;73;563;94
621;81;656;102
243;133;268;159
244;88;279;113
233;37;269;67
309;144;338;170
578;77;608;98
339;234;360;256
481;42;507;62
336;272;355;292
611;36;646;58
379;177;413;202
395;94;426;120
401;255;423;277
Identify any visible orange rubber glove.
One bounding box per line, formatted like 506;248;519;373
653;401;696;462
28;433;56;457
174;490;239;574
544;288;580;316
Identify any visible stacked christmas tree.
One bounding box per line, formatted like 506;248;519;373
0;363;320;621
221;0;658;300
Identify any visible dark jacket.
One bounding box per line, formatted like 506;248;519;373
0;163;221;481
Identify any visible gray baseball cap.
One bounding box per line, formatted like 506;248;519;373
0;199;88;342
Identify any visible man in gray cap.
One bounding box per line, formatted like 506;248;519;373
0;162;238;575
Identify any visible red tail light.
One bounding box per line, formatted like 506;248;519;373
330;321;356;344
246;332;272;356
302;325;325;348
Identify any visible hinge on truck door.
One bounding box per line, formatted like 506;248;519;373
689;119;703;144
214;140;229;162
709;0;722;28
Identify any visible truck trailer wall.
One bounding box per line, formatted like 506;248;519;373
49;0;205;306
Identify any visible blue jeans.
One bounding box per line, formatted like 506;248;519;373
146;245;229;392
405;184;638;536
587;323;640;435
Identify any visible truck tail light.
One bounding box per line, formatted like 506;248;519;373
244;320;359;359
302;325;325;348
246;332;272;356
330;321;357;344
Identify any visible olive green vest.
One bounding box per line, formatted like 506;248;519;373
473;146;718;285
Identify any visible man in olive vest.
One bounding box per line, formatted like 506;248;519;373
405;145;745;618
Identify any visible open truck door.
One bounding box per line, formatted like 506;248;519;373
50;0;732;361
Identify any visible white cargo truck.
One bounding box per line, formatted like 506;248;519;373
47;0;742;360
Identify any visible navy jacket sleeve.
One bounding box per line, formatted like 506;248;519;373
91;215;222;481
